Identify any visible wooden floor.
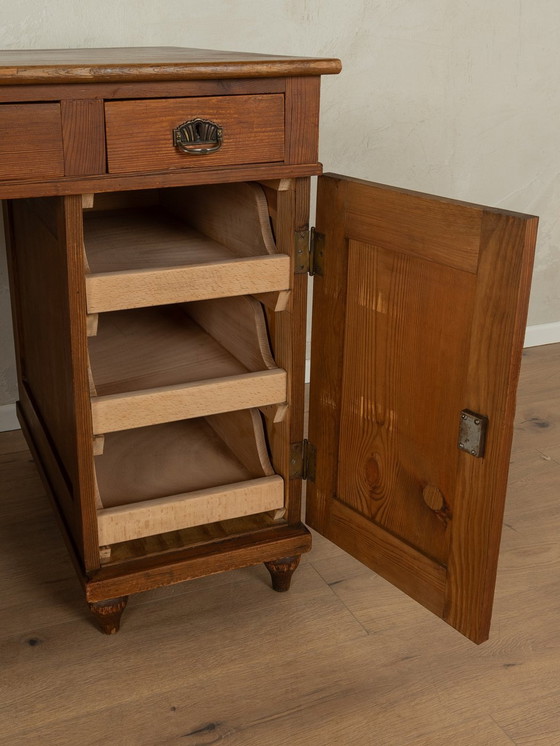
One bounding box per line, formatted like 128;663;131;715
0;345;559;745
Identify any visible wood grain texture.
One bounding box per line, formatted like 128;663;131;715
44;195;100;572
343;175;483;273
89;306;244;395
205;409;276;478
0;161;323;201
0;50;329;632
336;239;475;564
97;477;284;546
0;103;64;180
84;182;276;265
284;77;321;165
88;596;128;634
91;370;286;435
0;46;341;85
88;303;276;396
445;209;538;642
90;409;278;503
87;253;290;314
160;181;277;257
87;188;160;212
105;95;284;174
95;409;277;508
61;99;106;176
16;392;75;532
83;189;290;312
6;196;99;570
260;178;310;526
86;522;311;602
326;500;447;616
185;296;277;372
306;175;349;533
0;78;286;104
308;174;538;643
252;289;291;312
264;555;301;592
103;511;288;566
286;180;311;522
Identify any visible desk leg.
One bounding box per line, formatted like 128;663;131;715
264;555;301;592
89;596;129;635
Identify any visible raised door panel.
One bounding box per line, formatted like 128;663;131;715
307;174;537;643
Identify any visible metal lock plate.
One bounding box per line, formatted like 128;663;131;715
458;410;488;458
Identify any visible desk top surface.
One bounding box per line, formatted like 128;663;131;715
0;47;342;85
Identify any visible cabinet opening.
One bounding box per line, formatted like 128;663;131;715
99;511;289;566
94;409;284;545
82;182;290;313
87;296;287;434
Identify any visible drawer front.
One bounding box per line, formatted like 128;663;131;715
0;103;64;180
105;94;285;174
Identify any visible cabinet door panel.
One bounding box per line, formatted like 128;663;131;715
308;174;537;643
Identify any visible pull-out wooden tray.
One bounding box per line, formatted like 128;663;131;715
95;409;284;546
88;297;287;434
83;182;290;312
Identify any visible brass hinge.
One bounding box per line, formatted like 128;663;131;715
309;228;325;277
290;439;317;481
294;228;325;276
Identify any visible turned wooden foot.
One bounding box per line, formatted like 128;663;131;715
88;596;128;634
264;555;301;592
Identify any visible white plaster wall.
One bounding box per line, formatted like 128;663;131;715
1;0;559;405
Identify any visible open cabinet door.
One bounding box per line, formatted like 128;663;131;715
307;174;537;643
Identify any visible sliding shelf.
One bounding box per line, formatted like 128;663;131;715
83;182;290;312
95;409;284;546
88;297;287;434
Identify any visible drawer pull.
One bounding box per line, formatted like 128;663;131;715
172;118;223;155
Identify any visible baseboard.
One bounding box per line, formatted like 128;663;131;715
524;321;560;348
0;403;18;432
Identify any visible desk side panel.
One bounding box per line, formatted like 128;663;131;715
5;196;99;570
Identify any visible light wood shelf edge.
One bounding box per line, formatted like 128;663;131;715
85;254;290;312
97;475;284;545
91;369;287;434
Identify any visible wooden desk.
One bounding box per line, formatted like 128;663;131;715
0;48;536;642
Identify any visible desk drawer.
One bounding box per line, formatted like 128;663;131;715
0;103;64;181
105;94;285;174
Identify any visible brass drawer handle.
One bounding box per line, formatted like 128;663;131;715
172;118;223;155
